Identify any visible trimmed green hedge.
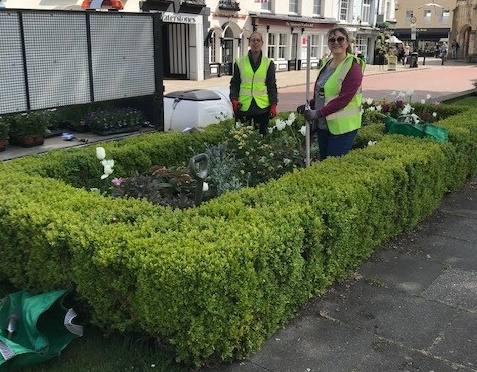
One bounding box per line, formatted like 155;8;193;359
0;106;476;365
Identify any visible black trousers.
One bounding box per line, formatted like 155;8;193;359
236;112;270;136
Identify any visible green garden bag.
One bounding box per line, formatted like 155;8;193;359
384;116;448;142
0;290;83;371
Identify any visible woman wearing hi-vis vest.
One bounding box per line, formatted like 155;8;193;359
229;31;278;136
298;27;365;160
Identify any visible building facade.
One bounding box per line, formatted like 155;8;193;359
393;0;455;55
2;0;397;80
449;0;477;60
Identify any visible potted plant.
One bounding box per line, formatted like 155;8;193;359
9;110;50;147
0;115;11;151
84;107;147;136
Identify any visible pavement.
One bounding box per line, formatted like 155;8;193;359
199;174;477;372
2;58;477;371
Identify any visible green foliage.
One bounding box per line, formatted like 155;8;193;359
8;110;51;137
0;106;476;367
85;107;148;134
0;115;10;139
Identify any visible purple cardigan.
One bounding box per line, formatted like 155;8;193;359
318;61;363;118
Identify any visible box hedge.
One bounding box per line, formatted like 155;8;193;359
0;106;475;366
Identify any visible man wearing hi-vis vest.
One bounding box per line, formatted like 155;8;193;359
229;31;278;136
298;27;365;160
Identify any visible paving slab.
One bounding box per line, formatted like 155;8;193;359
248;315;376;372
359;252;446;295
439;178;477;218
354;338;475;372
404;235;477;272
422;268;477;311
431;310;477;369
315;281;458;351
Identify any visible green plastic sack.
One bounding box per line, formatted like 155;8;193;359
384;116;448;142
0;290;83;371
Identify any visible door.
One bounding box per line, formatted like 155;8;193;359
223;39;234;75
289;34;299;70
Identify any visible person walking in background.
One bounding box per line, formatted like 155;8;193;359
451;39;459;59
376;49;386;71
229;31;278;136
297;27;365;161
439;42;448;64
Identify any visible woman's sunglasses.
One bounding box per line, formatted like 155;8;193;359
328;36;346;44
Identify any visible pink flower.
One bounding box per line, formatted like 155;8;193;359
111;177;123;187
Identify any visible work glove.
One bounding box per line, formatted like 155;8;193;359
269;104;278;118
297;99;316;114
304;109;321;122
231;99;240;115
296;104;306;114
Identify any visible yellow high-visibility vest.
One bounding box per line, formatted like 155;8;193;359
318;53;365;135
237;55;271;111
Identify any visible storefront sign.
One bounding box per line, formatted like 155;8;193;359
212;13;247;20
162;13;196;24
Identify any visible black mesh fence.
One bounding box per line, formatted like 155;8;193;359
0;9;160;117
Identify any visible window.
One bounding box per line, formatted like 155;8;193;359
261;0;271;11
210;31;217;63
423;9;431;25
278;33;287;59
268;33;276;59
339;0;349;21
355;36;367;58
442;9;450;25
289;0;298;13
310;35;320;58
313;0;322;16
362;0;371;23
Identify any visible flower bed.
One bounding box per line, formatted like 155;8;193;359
0;105;475;366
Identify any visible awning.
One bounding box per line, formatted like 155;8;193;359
81;0;124;10
385;35;403;44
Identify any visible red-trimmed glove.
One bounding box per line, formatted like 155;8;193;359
269;103;278;118
231;99;240;115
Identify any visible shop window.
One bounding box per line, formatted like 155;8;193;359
278;33;287;59
268;33;276;59
311;34;320;58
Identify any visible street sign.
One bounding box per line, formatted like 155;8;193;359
410;16;417;24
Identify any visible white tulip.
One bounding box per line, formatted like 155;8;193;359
299;126;306;136
96;147;106;160
202;182;209;192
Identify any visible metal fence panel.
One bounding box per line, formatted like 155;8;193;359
0;10;158;117
0;12;28;114
90;13;155;101
22;11;91;110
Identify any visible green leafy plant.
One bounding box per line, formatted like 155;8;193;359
84;107;148;134
0;116;11;140
8;110;51;137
